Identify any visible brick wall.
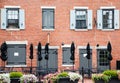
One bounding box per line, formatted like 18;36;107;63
0;0;120;70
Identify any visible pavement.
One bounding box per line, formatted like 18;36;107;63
78;78;93;83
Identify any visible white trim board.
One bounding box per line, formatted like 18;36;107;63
6;41;28;45
4;6;21;8
41;6;56;9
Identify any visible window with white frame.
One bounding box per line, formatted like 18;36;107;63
7;8;19;28
102;9;114;29
42;9;54;29
1;7;25;30
76;9;87;29
97;8;119;30
98;49;109;66
70;8;92;30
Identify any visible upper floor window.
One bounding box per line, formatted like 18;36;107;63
102;9;114;29
70;8;92;30
42;9;54;30
97;8;119;30
7;8;19;28
76;10;87;29
1;7;25;30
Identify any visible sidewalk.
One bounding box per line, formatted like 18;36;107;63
78;78;93;83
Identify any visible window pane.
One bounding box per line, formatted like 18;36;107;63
99;50;109;66
103;9;114;29
76;10;87;29
7;9;19;28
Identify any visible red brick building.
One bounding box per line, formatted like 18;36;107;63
0;0;120;72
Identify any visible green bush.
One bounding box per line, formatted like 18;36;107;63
57;72;69;78
92;74;110;83
103;70;118;78
10;72;23;78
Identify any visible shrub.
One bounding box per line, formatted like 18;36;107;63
103;70;118;78
92;74;111;83
10;72;23;78
57;72;69;78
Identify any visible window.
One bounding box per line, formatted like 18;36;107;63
42;9;54;29
7;8;19;28
97;8;119;30
7;44;26;65
70;9;92;30
1;7;25;30
97;49;110;71
98;49;109;66
102;9;114;29
76;10;87;29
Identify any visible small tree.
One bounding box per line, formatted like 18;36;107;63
0;42;8;67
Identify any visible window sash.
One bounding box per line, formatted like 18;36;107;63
75;10;87;29
98;49;109;66
7;8;19;28
102;9;114;29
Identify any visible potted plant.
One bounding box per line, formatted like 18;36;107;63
0;73;10;83
46;72;82;83
10;72;23;83
92;74;110;83
92;70;120;83
103;70;120;83
20;74;38;83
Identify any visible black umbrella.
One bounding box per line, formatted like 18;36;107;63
107;41;113;69
29;43;33;73
86;43;90;59
70;42;75;71
45;43;49;60
70;42;75;61
86;43;91;77
38;42;42;61
107;42;113;61
0;42;8;67
45;43;49;74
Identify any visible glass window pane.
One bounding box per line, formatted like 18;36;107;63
103;9;114;29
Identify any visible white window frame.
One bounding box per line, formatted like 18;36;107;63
70;6;92;31
5;40;27;67
62;44;74;66
97;6;119;31
1;6;25;31
41;6;55;31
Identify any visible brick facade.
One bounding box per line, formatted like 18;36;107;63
0;0;120;71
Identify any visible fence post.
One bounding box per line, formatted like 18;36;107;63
82;67;84;83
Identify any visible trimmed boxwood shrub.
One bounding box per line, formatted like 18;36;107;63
10;72;23;78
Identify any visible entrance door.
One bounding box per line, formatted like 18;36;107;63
97;49;109;72
79;49;92;73
37;49;58;73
